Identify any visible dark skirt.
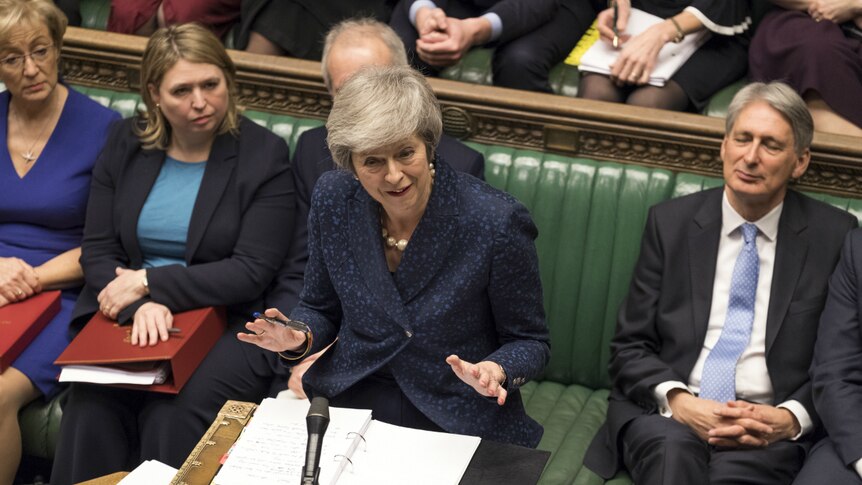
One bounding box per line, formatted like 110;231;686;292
237;0;394;60
749;8;862;128
327;370;444;433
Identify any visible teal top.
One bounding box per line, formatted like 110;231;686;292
137;156;206;268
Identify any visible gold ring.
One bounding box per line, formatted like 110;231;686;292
814;16;822;22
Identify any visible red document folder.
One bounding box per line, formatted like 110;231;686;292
54;306;226;394
0;291;62;372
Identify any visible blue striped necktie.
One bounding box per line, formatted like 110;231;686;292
700;223;759;403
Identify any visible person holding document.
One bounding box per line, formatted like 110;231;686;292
0;0;119;481
51;23;296;484
240;65;550;448
578;0;750;112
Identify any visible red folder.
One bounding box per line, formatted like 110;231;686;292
0;291;62;372
54;306;226;394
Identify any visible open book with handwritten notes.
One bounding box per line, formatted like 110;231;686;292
212;398;481;485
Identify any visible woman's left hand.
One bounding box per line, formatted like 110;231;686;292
446;355;507;406
97;267;148;319
609;20;675;86
130;302;173;347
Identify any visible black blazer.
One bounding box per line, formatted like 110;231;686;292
405;0;559;44
584;187;857;478
812;229;862;466
266;125;484;312
73;116;295;328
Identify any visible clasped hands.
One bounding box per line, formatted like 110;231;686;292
0;257;42;307
240;309;509;405
806;0;862;24
414;7;491;67
668;390;801;448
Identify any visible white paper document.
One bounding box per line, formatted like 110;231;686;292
58;364;167;385
213;397;480;485
117;460;177;485
578;8;710;87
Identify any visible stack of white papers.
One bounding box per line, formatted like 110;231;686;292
213;398;481;485
579;8;710;87
58;363;167;385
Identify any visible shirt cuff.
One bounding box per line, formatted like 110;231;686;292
854;458;862;480
409;1;438;26
653;381;691;417
776;400;812;440
480;12;502;42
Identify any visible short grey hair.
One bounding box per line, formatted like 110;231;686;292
320;18;408;93
326;65;442;171
725;82;813;156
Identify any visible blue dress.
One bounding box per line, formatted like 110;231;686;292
0;87;119;397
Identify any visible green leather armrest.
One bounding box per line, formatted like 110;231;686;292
80;0;111;31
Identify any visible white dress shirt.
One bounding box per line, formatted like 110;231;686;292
653;191;811;439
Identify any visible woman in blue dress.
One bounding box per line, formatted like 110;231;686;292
0;0;119;481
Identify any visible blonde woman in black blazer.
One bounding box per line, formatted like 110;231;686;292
51;24;295;483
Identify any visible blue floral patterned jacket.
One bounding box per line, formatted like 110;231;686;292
291;158;550;448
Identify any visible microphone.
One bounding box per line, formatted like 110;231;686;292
301;396;330;485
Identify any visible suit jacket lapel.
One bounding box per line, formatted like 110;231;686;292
121;149;164;266
348;187;411;329
689;189;723;349
765;190;808;353
186;132;237;260
395;159;458;303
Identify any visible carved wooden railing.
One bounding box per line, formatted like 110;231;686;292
61;27;862;197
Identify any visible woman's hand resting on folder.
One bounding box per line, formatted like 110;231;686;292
0;257;42;306
238;308;308;353
446;355;508;406
131;302;174;347
98;267;148;319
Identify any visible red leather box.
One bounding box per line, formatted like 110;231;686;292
55;306;226;394
0;291;61;372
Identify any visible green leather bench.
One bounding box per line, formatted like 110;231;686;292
15;85;862;484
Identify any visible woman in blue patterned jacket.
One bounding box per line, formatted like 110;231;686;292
239;65;550;448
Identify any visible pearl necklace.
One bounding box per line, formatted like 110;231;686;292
381;227;408;251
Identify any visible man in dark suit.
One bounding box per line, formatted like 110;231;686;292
793;229;862;484
389;0;599;92
267;18;484;396
583;82;857;484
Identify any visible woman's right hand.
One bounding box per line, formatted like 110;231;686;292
131;302;173;347
0;257;42;307
596;0;632;45
237;308;308;353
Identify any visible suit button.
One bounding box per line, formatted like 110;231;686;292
404;330;413;338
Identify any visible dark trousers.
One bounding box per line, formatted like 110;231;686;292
793;438;862;485
50;330;287;485
622;413;807;485
389;0;598;92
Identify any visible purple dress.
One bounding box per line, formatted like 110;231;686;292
0;87;119;397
